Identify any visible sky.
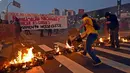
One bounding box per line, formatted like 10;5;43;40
7;0;130;14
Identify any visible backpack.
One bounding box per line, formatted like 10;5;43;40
91;19;100;30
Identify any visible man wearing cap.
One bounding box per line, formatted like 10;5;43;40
105;12;120;49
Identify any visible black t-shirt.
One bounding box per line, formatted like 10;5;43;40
107;14;119;30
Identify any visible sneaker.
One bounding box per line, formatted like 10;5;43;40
92;61;102;66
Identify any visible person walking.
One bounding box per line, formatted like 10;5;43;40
79;13;102;66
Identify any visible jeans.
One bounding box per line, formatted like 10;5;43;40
110;27;120;48
84;33;101;63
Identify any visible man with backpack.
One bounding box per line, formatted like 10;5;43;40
78;13;102;66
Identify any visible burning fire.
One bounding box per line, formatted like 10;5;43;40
10;47;34;64
119;36;121;40
107;34;121;40
99;38;103;42
65;42;74;49
1;46;46;73
121;38;128;43
54;45;62;55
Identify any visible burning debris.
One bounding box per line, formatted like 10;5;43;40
54;42;74;55
96;35;130;47
54;41;84;55
0;47;46;73
54;45;62;55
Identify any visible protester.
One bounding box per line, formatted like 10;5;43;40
40;29;44;37
10;20;14;24
0;18;2;24
105;12;120;49
54;29;59;34
79;13;102;66
48;29;52;36
25;30;31;35
14;17;21;42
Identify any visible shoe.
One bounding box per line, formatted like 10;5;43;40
92;61;102;66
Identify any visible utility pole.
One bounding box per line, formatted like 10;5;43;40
5;1;13;20
5;0;21;20
117;0;121;18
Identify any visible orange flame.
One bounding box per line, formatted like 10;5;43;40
10;47;34;64
121;38;128;43
65;42;74;49
99;38;103;42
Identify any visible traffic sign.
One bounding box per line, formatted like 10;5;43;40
13;0;21;8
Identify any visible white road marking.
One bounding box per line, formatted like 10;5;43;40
120;47;130;51
120;43;130;46
55;42;130;73
38;44;54;52
39;44;93;73
55;55;93;73
96;47;130;59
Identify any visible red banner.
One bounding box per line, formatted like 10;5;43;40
8;12;67;30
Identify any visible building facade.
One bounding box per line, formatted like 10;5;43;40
67;10;76;16
52;8;60;15
78;9;84;15
62;9;68;16
62;9;76;16
86;3;130;18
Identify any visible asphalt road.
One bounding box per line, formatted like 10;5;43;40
0;30;130;73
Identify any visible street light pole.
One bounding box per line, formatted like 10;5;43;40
5;1;13;20
117;0;121;18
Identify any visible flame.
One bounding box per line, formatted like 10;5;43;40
119;36;121;40
121;38;128;42
54;45;60;53
65;42;74;49
10;47;34;64
99;38;103;42
108;37;110;40
107;34;110;41
107;35;120;40
56;47;60;53
21;43;25;47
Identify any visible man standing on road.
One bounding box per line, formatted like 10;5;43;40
14;17;21;42
48;29;52;36
0;18;2;24
40;29;44;37
105;12;120;49
79;13;102;66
